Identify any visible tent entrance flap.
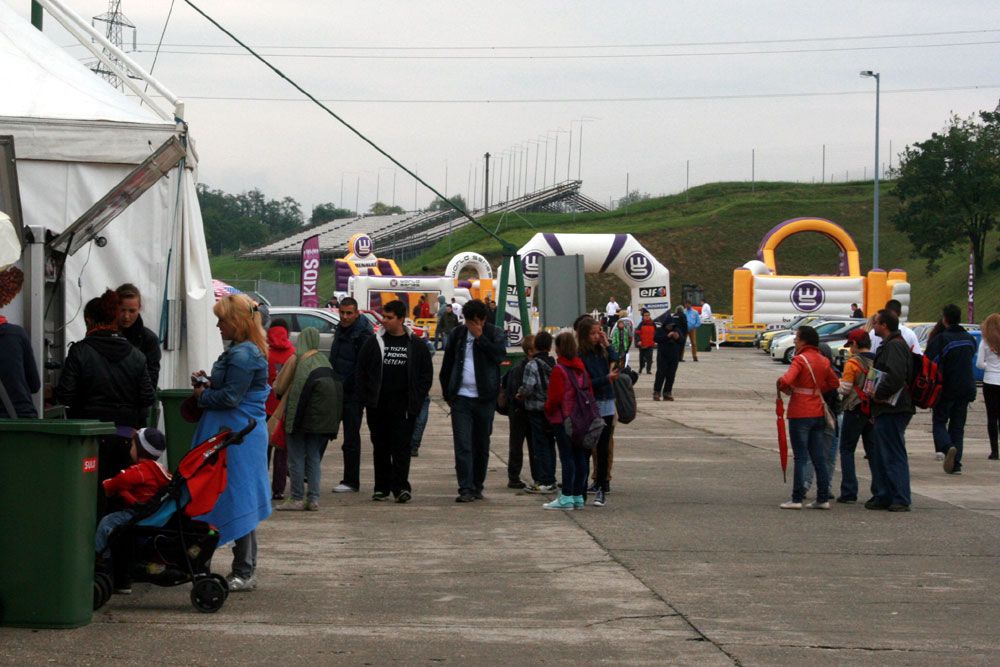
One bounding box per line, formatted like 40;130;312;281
0;136;25;265
48;136;185;256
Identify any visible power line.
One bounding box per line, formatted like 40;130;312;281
149;83;1000;105
57;27;1000;51
127;39;1000;60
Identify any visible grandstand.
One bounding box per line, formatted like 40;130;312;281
241;179;606;261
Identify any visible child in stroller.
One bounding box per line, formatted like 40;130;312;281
94;419;257;613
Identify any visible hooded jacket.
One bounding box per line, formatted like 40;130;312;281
357;325;433;416
55;330;155;427
285;327;342;436
120;314;162;388
924;324;977;402
328;312;374;395
439;322;507;402
0;320;40;417
544;356;591;425
266;325;296;416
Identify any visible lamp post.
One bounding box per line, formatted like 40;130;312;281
860;70;880;269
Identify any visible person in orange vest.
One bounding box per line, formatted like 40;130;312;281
634;309;656;375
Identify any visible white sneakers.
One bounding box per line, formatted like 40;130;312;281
332;483;358;493
780;501;802;509
780;500;830;510
226;574;257;592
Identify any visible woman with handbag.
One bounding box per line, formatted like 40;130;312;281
776;325;840;510
190;294;270;592
577;316;619;508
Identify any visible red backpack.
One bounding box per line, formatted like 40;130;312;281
907;352;942;410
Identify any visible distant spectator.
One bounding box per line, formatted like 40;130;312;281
978;313;1000;461
680;301;701;362
925;304;977;475
851;303;865;318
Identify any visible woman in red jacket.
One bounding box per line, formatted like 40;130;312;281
777;325;840;509
266;320;296;500
542;330;593;511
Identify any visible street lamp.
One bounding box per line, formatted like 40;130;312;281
860;70;880;269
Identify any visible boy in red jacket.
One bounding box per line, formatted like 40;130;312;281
95;427;170;559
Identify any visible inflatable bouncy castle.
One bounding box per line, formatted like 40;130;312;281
732;217;911;326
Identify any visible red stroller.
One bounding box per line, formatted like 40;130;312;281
94;420;256;613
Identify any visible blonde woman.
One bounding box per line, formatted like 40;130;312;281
978;313;1000;460
191;294;271;591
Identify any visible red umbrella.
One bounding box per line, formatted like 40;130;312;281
775;390;789;483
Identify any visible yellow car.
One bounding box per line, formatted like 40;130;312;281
758;315;821;352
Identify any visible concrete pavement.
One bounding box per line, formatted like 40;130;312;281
2;346;998;665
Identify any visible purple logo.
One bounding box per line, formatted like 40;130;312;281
790;280;825;312
623;252;653;281
521;251;545;280
353;234;373;258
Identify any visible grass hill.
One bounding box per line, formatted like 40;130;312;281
210;181;1000;322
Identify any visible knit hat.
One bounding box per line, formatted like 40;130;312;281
136;427;166;458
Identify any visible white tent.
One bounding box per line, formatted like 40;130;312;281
0;1;221;393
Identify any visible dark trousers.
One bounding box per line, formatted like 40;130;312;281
368;405;415;496
340;395;365;490
451;396;495;495
507;407;531;482
932;398;970;470
97;435;132;520
592;415;615;491
985;383;1000;453
267;445;287;498
871;412;912;507
526;410;557;485
839;409;874;500
654;349;679;396
639;347;653;374
554;423;590;496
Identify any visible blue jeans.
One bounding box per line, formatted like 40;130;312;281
554;423;590;496
871;411;912;506
932;398;969;470
450;396;496;495
789;416;831;503
839;409;875;500
287;432;327;503
526;410;557;485
231;529;257;579
802;416;839;491
95;508;138;556
410;395;431;449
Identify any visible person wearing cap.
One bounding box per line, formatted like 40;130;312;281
836;330;876;503
94;428;170;568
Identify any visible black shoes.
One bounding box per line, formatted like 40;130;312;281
410;448;419;457
507;480;526;489
887;504;911;512
372;491;390;501
864;498;889;510
396;491;412;504
473;490;485;500
455;493;475;503
835;496;857;504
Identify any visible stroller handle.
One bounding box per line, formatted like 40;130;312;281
229;419;258;445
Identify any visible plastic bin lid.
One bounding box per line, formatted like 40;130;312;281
0;419;118;436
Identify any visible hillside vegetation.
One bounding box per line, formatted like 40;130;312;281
211;181;1000;322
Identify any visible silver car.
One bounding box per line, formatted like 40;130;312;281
267;307;340;351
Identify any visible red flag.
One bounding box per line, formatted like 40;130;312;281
300;234;321;307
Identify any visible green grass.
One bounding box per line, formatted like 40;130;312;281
211;181;1000;321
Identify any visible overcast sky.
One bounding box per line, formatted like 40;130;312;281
9;0;1000;216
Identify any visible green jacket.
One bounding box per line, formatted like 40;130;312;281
285;327;343;436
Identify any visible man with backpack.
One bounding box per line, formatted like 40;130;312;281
866;309;915;512
503;336;535;489
924;304;978;475
519;331;558;493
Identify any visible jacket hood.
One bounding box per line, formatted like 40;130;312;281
84;332;135;362
437;295;447;306
296;327;321;356
268;325;294;352
557;355;586;372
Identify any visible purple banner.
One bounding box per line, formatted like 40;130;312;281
300;235;321;307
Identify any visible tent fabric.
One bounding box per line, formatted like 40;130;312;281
0;4;222;390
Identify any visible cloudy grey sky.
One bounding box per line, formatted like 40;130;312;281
9;0;1000;216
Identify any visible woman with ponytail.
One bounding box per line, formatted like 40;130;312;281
55;288;156;513
977;313;1000;460
189;293;270;592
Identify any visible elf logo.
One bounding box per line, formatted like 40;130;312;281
639;286;668;298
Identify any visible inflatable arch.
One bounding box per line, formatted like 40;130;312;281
445;251;495;302
732;217;911;326
499;233;672;327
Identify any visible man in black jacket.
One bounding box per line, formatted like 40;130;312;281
328;297;374;493
925;304;978;475
439;299;507;502
652;307;687;401
357;300;432;503
867;309;915;512
116;283;161;389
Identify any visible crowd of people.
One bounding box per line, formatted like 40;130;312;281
776;299;1000;512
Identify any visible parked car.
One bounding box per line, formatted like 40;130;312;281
757;315;819;352
268;307;340;350
771;319;865;363
360;309;428;339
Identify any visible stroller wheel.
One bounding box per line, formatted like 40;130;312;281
93;572;113;610
210;574;230;600
191;577;226;613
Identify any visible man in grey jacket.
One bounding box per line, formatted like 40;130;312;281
866;309;915;512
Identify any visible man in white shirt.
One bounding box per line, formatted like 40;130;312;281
700;301;713;321
450;298;464;323
605;297;620;319
869;299;922;354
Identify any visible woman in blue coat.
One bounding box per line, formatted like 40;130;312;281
576;316;619;508
191;294;271;592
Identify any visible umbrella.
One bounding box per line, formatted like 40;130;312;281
775;390;789;483
212;279;242;301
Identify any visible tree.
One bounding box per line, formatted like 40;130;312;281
311;202;355;226
425;194;467;212
617;190;651;210
197;184;305;255
369;201;406;215
893;111;1000;277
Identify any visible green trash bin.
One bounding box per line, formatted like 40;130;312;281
158;389;197;470
500;351;526;377
696;322;715;352
0;419;116;629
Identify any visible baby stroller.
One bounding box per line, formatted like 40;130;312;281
93;419;257;613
